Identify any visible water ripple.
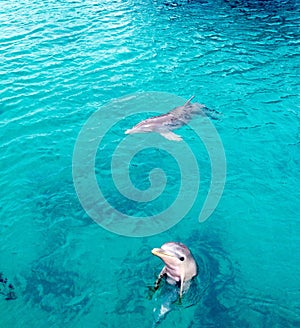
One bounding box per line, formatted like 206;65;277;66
0;0;299;327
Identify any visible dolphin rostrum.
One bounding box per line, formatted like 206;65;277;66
125;96;212;141
151;242;197;300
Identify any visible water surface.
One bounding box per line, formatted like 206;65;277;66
0;0;299;327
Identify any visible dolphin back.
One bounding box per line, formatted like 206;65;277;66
183;96;222;120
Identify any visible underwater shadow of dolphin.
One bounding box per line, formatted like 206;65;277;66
125;96;220;141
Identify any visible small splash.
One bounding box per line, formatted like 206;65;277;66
152;282;179;326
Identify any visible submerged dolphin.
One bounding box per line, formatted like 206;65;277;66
125;96;213;141
151;242;197;299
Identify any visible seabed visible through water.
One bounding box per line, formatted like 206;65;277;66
0;0;299;327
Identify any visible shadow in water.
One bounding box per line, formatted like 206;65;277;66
183;230;239;327
21;256;92;321
0;272;17;301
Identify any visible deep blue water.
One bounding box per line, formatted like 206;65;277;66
1;0;300;327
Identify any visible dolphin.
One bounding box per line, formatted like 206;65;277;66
125;96;211;141
151;242;197;300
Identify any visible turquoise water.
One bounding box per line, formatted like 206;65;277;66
1;0;300;327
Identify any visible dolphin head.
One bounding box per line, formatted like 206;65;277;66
125;118;158;134
151;242;197;283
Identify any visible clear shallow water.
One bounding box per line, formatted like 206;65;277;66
0;0;299;327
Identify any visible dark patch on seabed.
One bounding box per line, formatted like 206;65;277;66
13;226;96;324
19;255;93;322
0;272;17;301
31;174;92;228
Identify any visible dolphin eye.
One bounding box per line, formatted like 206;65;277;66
179;257;185;261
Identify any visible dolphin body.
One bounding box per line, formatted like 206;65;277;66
150;242;198;327
151;242;198;299
125;96;213;141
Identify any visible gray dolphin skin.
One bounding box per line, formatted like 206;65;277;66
125;96;207;141
151;242;197;299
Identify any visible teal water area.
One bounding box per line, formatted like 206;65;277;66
1;0;299;327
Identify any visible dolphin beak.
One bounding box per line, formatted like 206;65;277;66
151;248;161;256
151;248;176;259
125;126;138;134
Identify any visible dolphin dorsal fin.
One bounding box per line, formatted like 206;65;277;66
184;96;195;106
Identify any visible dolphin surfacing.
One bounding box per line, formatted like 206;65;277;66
151;242;197;299
125;96;209;141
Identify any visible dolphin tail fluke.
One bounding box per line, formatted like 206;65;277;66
160;131;182;141
184;96;195;106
